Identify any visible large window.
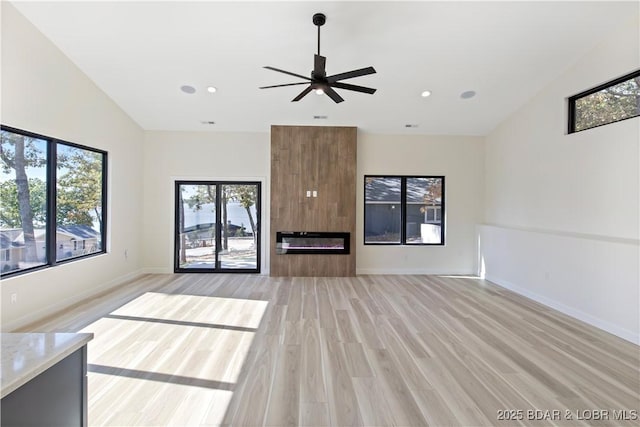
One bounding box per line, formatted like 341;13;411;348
0;126;107;277
364;176;444;245
568;69;640;133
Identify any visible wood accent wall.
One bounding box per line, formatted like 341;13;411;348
270;125;357;276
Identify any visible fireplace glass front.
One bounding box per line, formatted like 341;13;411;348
276;232;350;255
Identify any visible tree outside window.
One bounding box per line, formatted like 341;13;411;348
570;70;640;133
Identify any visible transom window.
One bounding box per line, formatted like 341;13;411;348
568;70;640;133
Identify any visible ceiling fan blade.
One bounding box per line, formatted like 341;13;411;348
329;82;377;94
314;54;326;77
264;66;311;81
292;86;313;102
260;82;310;89
323;87;345;103
326;66;376;82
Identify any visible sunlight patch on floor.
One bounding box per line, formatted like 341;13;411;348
107;292;268;329
76;292;268;426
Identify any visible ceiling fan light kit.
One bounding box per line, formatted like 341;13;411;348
260;13;377;103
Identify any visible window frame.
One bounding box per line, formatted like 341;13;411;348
364;175;445;246
568;69;640;134
1;125;108;278
174;180;261;274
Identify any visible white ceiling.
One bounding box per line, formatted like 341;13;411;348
11;1;638;135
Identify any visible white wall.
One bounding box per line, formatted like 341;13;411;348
142;130;484;276
357;132;484;274
142;131;270;273
481;15;640;343
1;3;145;331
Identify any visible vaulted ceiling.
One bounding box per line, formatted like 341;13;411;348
11;1;637;135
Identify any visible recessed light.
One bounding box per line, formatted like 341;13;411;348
460;90;476;99
421;90;432;97
313;115;328;119
200;120;215;125
405;124;419;128
181;85;196;94
207;86;217;93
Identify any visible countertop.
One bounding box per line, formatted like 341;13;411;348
1;332;93;398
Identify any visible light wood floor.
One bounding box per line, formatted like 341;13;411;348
22;274;640;426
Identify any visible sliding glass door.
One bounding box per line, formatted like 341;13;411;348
175;181;260;273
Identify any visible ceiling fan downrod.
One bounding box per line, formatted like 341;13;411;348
313;13;326;56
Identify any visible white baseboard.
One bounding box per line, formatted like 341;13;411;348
4;269;147;332
485;274;639;345
356;268;474;275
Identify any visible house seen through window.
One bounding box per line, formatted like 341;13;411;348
364;176;445;245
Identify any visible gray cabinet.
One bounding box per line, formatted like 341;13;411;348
1;346;88;427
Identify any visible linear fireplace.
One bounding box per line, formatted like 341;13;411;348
276;232;350;255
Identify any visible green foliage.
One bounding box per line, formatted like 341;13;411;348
0;178;47;228
56;147;103;227
229;185;256;209
1;133;104;229
0;131;46;173
185;185;215;211
575;76;640;131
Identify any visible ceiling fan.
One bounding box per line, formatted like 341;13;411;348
260;13;377;103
